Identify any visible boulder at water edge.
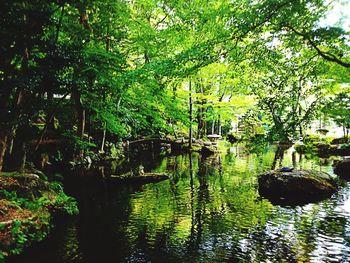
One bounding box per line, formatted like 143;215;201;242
258;169;337;205
334;159;350;179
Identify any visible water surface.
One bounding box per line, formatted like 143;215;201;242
9;145;350;262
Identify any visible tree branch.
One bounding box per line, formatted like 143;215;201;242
285;26;350;68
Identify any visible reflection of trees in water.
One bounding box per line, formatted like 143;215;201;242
13;147;350;263
240;225;298;262
179;149;350;262
74;148;350;262
185;153;208;256
190;150;348;262
184;153;273;261
271;145;287;170
235;191;350;262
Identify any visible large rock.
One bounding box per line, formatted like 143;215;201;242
227;133;239;144
258;169;337;205
334;159;350;179
201;145;218;155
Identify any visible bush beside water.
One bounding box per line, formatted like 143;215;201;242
0;173;78;261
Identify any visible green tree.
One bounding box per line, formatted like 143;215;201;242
251;48;330;142
322;92;350;142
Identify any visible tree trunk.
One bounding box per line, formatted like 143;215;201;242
35;92;70;151
197;106;202;139
100;21;111;153
55;3;65;42
72;89;85;139
47;91;55;130
0;129;8;172
7;129;16;155
100;122;107;152
189;79;193;150
196;82;205;139
218;114;221;136
271;146;285;170
19;142;27;172
171;120;178;139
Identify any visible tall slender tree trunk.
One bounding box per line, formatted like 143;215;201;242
197;106;202;139
19;143;27;172
72;89;85;139
0;130;8;172
197;82;206;139
72;89;85;158
0;3;32;172
47;91;55;130
100;20;111;152
0;85;11;172
55;4;65;42
100;122;107;152
15;9;30;170
218;114;221;136
7;129;16;156
189;79;193;150
196;82;201;139
171;121;178;139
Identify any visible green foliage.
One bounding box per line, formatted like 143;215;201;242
0;183;78;216
63;131;96;151
339;143;350;150
38;192;78;216
0;0;349;169
0;175;78;259
295;133;335;155
322;92;350;140
109;143;124;159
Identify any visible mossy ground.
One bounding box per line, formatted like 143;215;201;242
0;172;78;261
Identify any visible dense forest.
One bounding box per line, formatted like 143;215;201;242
1;1;350;262
0;0;349;171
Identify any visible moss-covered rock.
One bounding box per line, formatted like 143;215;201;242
201;145;218;155
258;169;337;205
331;137;349;145
191;143;203;153
330;144;350;156
334;159;350;180
0;173;51;200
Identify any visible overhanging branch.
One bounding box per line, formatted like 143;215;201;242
285;26;350;68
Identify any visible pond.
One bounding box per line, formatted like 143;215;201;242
8;145;350;263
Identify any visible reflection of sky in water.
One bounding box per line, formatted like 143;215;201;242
338;194;350;214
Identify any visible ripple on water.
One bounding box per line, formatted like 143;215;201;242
8;148;350;263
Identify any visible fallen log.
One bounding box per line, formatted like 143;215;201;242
108;173;169;185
